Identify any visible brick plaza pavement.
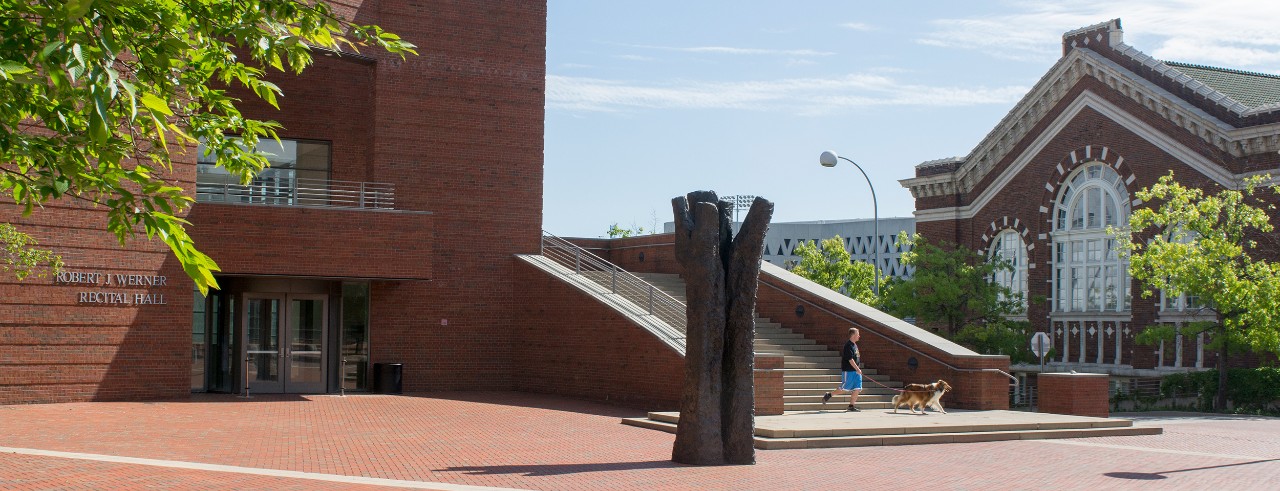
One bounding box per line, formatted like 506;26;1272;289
0;392;1276;490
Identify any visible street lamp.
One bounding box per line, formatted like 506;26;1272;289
819;150;880;296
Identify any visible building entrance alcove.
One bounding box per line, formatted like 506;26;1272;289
192;277;370;395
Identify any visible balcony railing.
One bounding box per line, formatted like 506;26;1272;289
196;177;395;209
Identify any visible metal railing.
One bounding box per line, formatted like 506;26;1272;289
196;177;395;209
540;231;687;334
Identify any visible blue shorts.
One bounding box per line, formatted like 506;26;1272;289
841;371;862;391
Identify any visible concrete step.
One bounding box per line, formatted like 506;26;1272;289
754;332;805;340
784;387;900;396
785;394;896;403
778;358;839;365
621;412;1162;450
781;401;894;411
752;342;824;350
783;355;839;364
779;367;879;375
785;380;901;389
753;426;1163;449
753;338;818;346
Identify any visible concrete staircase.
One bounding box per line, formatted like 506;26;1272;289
636;273;900;412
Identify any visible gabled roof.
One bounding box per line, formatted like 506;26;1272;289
901;19;1280;204
1165;62;1280;110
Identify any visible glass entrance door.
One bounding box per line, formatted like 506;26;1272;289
286;296;327;393
245;296;283;393
243;294;327;394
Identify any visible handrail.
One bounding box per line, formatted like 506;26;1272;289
196;177;395;210
540;231;687;334
760;274;1018;387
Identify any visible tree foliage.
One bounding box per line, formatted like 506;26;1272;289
607;223;647;238
880;233;1022;333
1;222;61;279
1115;172;1280;409
0;0;416;292
789;235;878;305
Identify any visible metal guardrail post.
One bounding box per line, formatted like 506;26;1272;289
648;285;655;314
574;247;581;273
359;182;366;208
611;267;617;292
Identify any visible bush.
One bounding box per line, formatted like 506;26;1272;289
1161;368;1280;414
951;321;1038;364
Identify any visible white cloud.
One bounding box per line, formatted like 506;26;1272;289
624;44;835;57
917;0;1280;70
546;74;1027;114
839;22;875;32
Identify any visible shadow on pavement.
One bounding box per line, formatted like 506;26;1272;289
443;460;689;476
1105;458;1280;480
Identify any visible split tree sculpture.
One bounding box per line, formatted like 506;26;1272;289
670;191;774;466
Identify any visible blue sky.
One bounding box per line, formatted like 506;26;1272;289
543;1;1280;238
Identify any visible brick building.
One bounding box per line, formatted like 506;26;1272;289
899;19;1280;376
1;1;547;403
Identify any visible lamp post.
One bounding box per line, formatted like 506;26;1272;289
819;150;880;296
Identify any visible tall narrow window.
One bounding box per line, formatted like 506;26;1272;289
1052;162;1130;312
989;229;1027;310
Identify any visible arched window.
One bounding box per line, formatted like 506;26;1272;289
989;229;1027;308
1053;162;1130;312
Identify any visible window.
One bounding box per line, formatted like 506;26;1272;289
989;229;1027;309
196;139;331;205
1052;162;1130;312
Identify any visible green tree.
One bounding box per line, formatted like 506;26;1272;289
606;223;646;238
789;235;878;305
881;233;1022;334
0;0;416;292
1115;172;1280;410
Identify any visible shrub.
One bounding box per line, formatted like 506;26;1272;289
1161;368;1280;414
951;320;1038;364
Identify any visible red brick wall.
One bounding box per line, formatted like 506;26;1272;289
1038;372;1109;418
0;202;194;404
512;259;683;410
567;234;680;274
188;206;433;279
754;354;784;416
0;0;547;403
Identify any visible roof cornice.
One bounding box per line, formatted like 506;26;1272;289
902;47;1280;200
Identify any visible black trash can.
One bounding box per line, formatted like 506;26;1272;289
372;363;403;394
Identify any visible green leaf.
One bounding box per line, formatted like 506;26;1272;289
89;92;111;143
139;92;173;116
0;61;33;79
65;0;95;21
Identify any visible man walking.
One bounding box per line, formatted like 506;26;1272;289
823;327;863;411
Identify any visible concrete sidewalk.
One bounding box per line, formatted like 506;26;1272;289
0;392;1276;490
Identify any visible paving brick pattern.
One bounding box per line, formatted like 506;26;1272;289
0;393;1277;490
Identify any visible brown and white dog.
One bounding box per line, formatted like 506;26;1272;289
891;379;953;414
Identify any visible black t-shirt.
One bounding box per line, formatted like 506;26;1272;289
841;340;860;372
